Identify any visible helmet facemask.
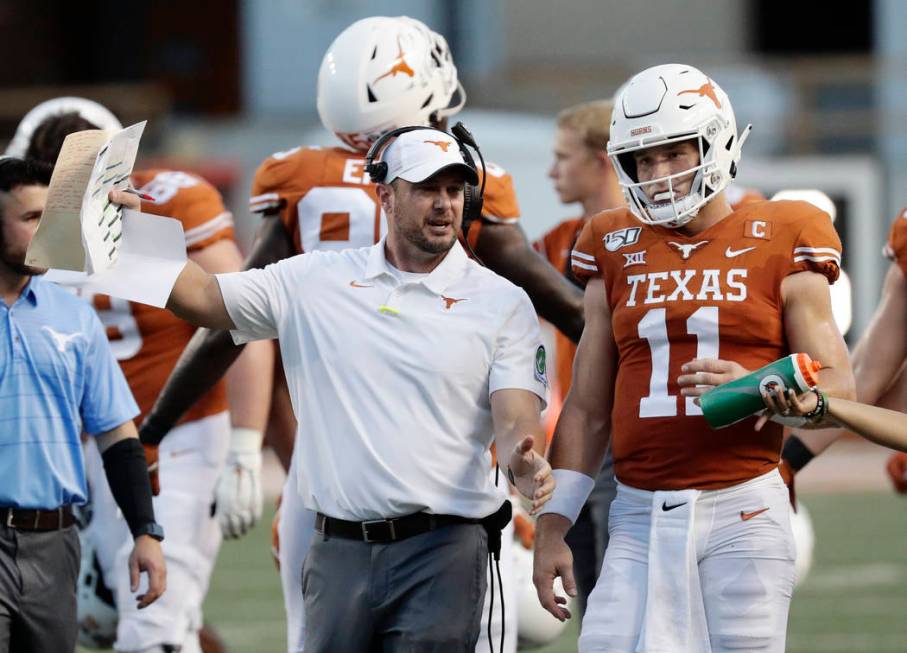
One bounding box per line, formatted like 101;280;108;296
607;64;751;229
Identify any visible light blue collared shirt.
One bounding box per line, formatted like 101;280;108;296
0;276;138;509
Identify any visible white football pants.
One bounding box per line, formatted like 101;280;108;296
580;469;796;653
86;411;230;652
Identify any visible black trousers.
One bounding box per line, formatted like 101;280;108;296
0;524;80;653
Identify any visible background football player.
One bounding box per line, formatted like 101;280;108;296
779;201;907;498
138;15;585;653
7;97;273;653
533;64;854;652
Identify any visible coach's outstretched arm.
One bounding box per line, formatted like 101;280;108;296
141;215;295;444
533;278;616;621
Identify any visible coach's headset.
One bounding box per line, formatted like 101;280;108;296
365;122;488;241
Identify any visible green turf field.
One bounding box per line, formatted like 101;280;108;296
81;492;907;652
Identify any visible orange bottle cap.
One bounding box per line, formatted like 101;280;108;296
796;353;822;387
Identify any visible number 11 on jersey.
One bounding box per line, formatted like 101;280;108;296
638;306;719;418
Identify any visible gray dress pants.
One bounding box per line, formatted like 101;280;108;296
303;521;488;652
0;524;80;653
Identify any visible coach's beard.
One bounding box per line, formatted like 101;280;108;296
0;248;47;277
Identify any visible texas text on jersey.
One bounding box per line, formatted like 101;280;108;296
248;145;520;253
571;200;841;491
81;169;234;424
535;186;767;405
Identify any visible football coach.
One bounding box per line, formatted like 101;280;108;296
0;158;165;652
143;127;554;651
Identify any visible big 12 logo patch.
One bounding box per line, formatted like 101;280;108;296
603;227;642;252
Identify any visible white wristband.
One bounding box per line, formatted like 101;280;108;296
538;469;596;525
229;427;264;453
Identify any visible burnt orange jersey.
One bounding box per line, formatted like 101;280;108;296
884;206;907;279
83;170;233;425
535;217;587;400
534;195;761;405
249;146;520;254
571;201;841;490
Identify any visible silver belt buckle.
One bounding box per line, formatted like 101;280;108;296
361;519;396;542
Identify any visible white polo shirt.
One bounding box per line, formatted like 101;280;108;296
216;239;547;521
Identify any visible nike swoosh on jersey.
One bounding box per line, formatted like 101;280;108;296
725;246;757;258
740;507;770;521
662;501;687;511
349;280;374;288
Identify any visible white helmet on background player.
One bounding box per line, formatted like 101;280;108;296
790;501;816;589
608;63;751;228
317;16;465;151
5;97;121;158
76;528;118;649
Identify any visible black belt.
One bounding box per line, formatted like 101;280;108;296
315;511;479;543
1;506;75;531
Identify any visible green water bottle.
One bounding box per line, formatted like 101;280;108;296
699;353;821;429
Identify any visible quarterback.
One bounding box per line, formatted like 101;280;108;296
7;98;272;653
533;64;855;652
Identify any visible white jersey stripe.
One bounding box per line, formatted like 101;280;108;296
185;212;234;246
793;254;841;264
571;259;599;272
793;246;840;256
571;250;596;262
249;192;280;203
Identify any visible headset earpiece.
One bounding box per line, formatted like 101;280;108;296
364;160;388;183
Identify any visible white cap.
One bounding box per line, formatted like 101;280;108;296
380;129;478;185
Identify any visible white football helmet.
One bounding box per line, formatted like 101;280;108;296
317;16;465;151
76;527;118;649
609;64;751;228
790;501;816;589
511;544;568;648
5;97;122;158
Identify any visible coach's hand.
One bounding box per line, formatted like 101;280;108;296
508;436;555;515
215;428;264;538
533;514;576;621
130;535;166;609
678;358;750;399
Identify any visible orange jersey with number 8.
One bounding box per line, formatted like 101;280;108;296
249;145;521;254
571;201;841;490
79;170;234;425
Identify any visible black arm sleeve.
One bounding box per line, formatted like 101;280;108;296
140;214;295;444
474;222;585;343
101;438;156;538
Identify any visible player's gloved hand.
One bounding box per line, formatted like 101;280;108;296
885;452;907;494
143;444;160;496
215;428;264;539
271;493;282;570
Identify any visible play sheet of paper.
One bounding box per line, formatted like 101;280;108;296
45;209;187;308
26;121;146;274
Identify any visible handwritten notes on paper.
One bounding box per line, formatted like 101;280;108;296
26;121;146;274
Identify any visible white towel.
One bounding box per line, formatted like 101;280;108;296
636;489;710;653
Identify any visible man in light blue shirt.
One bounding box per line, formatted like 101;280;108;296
0;158;166;653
